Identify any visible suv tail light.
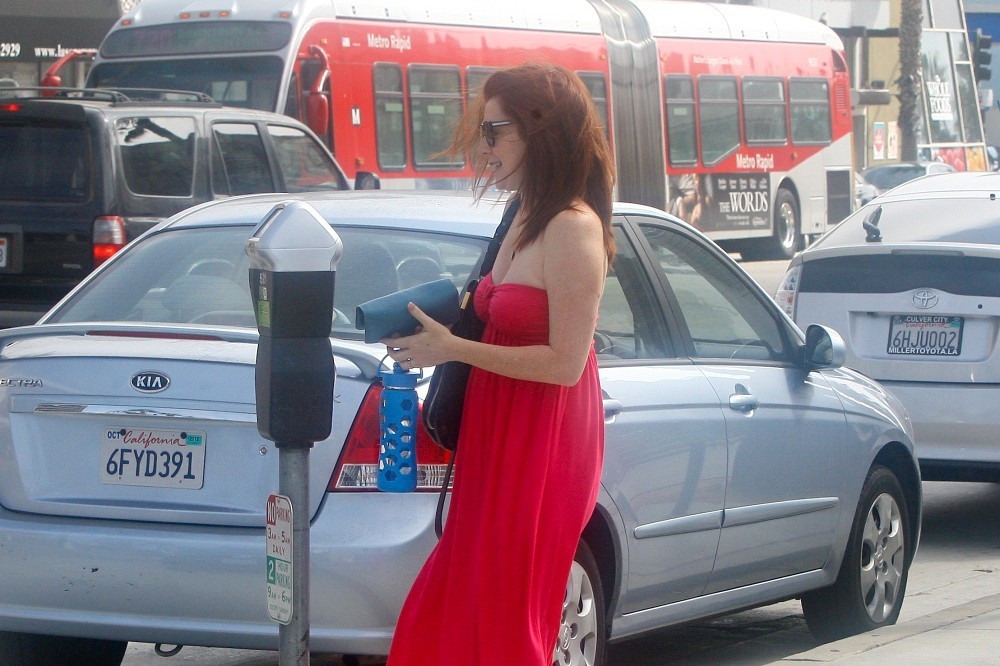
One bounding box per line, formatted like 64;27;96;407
329;383;452;492
93;216;127;266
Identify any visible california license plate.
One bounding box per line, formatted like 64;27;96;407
101;427;206;489
887;315;964;356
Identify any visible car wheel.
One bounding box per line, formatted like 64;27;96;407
553;540;607;666
801;465;911;642
0;631;127;666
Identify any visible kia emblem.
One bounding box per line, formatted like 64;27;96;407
131;371;170;393
911;289;938;310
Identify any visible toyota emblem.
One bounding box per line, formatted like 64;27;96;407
911;289;939;309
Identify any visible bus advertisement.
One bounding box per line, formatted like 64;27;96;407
87;0;853;259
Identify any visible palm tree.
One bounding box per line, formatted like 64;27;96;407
898;0;923;161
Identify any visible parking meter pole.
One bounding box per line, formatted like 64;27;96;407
279;442;311;664
246;202;343;666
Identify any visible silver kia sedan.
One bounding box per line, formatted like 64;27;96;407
0;191;920;666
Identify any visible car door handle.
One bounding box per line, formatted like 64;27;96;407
603;398;623;423
729;385;759;414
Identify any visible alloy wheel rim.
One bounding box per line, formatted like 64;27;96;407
553;561;598;666
859;492;905;622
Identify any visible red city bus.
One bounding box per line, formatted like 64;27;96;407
88;0;852;259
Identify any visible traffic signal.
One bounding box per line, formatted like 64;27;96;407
973;28;992;82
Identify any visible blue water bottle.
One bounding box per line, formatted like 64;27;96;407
378;362;420;492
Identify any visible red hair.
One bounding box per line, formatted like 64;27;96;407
451;63;616;263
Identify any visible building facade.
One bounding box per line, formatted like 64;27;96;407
1;0;129;88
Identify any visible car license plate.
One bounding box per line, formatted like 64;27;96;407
101;427;206;489
0;236;7;268
887;315;963;356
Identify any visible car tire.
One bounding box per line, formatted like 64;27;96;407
742;187;801;261
553;540;607;666
801;465;911;642
0;631;127;666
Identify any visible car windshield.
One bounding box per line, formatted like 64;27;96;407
818;196;1000;247
48;225;488;338
88;56;284;111
862;165;927;190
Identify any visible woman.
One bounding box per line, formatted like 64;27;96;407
384;63;615;665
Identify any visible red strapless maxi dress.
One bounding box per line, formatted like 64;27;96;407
387;272;604;666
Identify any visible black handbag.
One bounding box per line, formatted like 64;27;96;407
421;196;520;452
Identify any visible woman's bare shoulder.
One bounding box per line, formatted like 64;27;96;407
547;202;602;233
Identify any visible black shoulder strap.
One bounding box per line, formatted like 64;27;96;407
477;195;520;279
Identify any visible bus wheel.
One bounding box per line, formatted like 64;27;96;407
772;188;801;259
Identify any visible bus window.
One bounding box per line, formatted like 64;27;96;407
408;65;464;170
577;72;610;136
742;78;787;145
466;67;497;104
374;63;407;170
790;79;832;144
283;72;300;120
698;77;740;165
665;76;697;166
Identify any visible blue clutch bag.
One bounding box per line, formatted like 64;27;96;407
355;278;461;343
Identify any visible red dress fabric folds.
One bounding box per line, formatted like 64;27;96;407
388;273;604;665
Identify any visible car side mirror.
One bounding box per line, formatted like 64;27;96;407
802;324;846;370
354;171;381;190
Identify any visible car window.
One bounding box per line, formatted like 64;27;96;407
595;226;673;359
116;116;196;197
212;123;274;195
0;121;91;202
266;124;346;192
637;222;789;362
48;225;488;339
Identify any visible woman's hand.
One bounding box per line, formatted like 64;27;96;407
381;302;456;370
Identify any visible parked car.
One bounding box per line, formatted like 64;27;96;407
854;171;878;210
0;191;921;665
854;161;956;205
777;170;1000;482
0;87;375;329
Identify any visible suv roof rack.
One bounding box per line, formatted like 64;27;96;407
0;87;220;106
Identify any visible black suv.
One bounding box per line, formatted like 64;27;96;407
0;88;372;328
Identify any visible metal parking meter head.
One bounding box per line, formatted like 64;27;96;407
245;201;343;446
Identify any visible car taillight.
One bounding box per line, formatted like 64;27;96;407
93;216;127;266
329;383;452;492
775;264;802;318
1;103;22;113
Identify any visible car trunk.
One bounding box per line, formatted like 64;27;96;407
796;250;1000;383
0;330;375;528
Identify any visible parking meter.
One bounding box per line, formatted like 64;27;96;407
245;200;342;666
246;200;343;445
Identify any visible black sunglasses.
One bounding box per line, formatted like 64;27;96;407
480;120;513;147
